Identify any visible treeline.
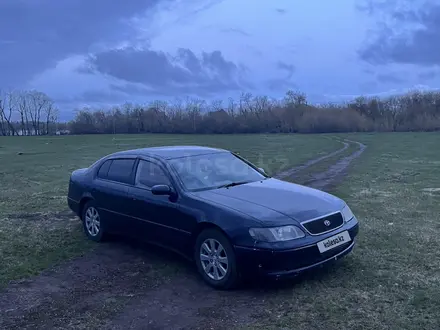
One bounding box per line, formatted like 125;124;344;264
69;90;440;134
3;89;440;136
0;90;60;136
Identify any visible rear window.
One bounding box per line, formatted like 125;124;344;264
97;160;112;179
105;159;136;184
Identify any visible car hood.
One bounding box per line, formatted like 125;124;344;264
193;178;345;226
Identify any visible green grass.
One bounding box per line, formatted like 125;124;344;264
0;213;93;285
2;132;440;329
292;137;359;184
0;133;340;286
244;132;440;330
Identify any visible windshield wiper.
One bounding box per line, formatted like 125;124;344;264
218;180;251;189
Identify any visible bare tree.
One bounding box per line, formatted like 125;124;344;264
16;90;29;135
239;92;253;117
186;97;204;133
0;89;18;136
43;102;57;135
132;105;144;133
284;89;307;106
28;90;52;135
49;107;59;134
0;86;425;136
0;90;5;136
227;97;236;117
210;99;223;112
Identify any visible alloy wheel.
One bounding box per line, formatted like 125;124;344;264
199;238;229;281
85;206;100;237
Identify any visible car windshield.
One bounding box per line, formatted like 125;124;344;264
169;152;267;191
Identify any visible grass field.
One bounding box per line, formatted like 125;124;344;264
1;132;440;329
0;133;341;286
247;132;440;329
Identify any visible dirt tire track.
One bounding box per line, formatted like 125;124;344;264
0;139;367;330
274;139;349;180
0;241;266;330
0;242;180;330
302;140;367;190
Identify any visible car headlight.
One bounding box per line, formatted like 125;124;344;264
249;225;305;242
341;204;355;222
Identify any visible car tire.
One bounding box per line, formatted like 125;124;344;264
81;200;106;242
194;228;239;290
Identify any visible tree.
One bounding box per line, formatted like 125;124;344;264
16;90;30;135
28;90;53;135
0;89;18;136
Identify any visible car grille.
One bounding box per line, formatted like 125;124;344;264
301;212;344;235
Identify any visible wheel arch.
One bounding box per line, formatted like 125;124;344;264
191;222;233;251
78;194;94;218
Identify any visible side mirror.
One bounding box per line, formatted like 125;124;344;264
258;167;266;174
151;184;172;195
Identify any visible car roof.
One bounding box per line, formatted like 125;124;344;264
109;145;228;160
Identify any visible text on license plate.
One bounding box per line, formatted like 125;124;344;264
317;231;351;253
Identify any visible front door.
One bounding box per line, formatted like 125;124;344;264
126;159;192;252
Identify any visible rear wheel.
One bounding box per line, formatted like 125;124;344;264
82;200;106;242
194;228;239;290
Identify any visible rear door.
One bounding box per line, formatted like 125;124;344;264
92;158;136;235
126;159;192;251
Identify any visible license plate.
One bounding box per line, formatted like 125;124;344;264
317;231;351;253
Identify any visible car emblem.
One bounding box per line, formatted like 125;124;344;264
324;220;331;227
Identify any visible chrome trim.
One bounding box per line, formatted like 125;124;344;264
300;210;345;236
300;210;341;224
235;242;318;252
95;177;135;188
67;197;80;203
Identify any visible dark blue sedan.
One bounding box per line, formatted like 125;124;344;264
67;146;359;289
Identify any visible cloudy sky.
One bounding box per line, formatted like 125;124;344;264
1;0;440;119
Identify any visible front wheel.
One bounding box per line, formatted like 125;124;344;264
194;228;239;290
81;200;107;242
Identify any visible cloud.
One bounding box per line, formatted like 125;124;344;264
0;0;173;88
110;83;154;96
376;73;406;84
71;90;130;104
6;0;427;113
358;0;440;66
355;0;397;15
220;28;251;37
83;47;251;96
358;81;379;93
266;79;297;92
277;61;295;79
418;70;438;81
264;61;296;91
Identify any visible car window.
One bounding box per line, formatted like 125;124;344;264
106;159;136;184
169;152;266;191
97;160;112;179
135;160;171;188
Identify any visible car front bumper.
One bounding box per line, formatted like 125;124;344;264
234;220;359;279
